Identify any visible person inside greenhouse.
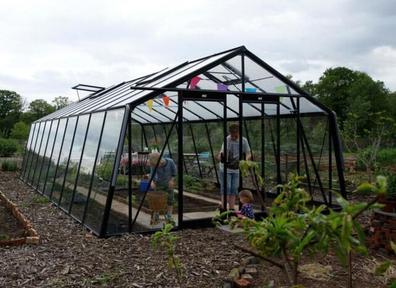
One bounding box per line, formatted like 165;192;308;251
149;152;176;222
217;123;251;212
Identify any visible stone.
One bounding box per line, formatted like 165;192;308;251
241;256;259;266
25;236;40;244
223;279;234;288
238;266;245;274
234;278;252;288
241;274;254;280
228;268;240;280
245;267;257;275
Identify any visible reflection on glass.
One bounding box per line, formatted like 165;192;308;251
32;121;51;187
51;117;77;204
85;108;125;234
37;120;59;192
60;115;89;211
71;112;105;222
45;118;67;196
22;123;37;178
27;122;44;182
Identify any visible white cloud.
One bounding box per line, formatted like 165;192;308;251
0;0;395;104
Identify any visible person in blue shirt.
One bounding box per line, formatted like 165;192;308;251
149;152;176;222
236;190;254;219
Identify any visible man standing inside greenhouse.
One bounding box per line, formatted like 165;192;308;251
149;152;176;222
217;123;251;211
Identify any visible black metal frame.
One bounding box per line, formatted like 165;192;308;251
20;46;347;237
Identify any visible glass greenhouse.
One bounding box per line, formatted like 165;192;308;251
21;46;346;237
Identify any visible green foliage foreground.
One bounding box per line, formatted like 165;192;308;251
231;175;386;287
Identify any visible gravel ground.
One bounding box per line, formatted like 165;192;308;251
0;170;394;287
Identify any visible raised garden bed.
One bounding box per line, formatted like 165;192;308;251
0;190;39;246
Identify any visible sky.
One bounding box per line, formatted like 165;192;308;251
0;0;395;104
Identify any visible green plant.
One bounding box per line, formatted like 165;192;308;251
377;148;396;167
151;223;183;286
96;160;113;181
1;160;17;171
234;175;385;287
31;195;49;204
0;138;18;157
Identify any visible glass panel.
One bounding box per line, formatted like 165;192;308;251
84;108;125;233
38;120;59;192
22;123;37;178
32;121;51;187
51;117;77;204
71;112;105;222
45;119;67;196
60;115;90;211
27;122;44;182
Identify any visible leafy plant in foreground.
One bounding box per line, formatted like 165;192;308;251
150;223;183;286
234;175;385;287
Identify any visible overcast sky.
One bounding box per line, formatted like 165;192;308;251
1;0;395;104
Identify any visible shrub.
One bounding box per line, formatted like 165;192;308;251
1;160;17;171
377;148;396;167
0;138;18;157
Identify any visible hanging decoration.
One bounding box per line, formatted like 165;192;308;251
275;85;287;93
147;99;153;111
189;76;201;89
217;83;228;91
245;87;257;93
163;94;170;107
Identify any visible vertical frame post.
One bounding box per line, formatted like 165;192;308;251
177;92;184;228
223;94;228;210
128;106;133;232
297;96;301;175
276;100;281;193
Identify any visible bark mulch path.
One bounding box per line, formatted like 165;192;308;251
0;170;394;287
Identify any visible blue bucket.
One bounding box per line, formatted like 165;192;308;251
139;180;151;192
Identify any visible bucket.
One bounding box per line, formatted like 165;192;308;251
139;179;151;192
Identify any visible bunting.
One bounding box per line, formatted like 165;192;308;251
147;99;153;111
245;87;257;93
163;94;170;107
217;83;228;91
190;76;201;89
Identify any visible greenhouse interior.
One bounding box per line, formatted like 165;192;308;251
20;46;346;237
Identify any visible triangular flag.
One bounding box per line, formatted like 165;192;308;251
163;94;170;107
245;87;257;93
147;99;153;111
190;76;201;89
274;85;287;93
217;83;228;91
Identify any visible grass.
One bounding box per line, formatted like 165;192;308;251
1;160;17;172
31;195;49;204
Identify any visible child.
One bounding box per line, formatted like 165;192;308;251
236;190;254;219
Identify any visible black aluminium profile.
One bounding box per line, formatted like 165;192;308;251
276;101;281;193
49;118;70;200
222;92;227;210
35;120;54;190
58;116;80;206
128;107;132;233
141;124;149;148
177;92;184;228
261;102;265;180
163;125;173;158
328;118;333;205
30;121;48;185
189;123;203;178
20;124;35;178
43;119;61;195
297;96;301;175
68;114;92;213
130;111;179;230
239;53;245;190
82;112;107;224
26;122;43;182
100;106;129;237
22;123;37;178
152;125;158;146
205;123;219;184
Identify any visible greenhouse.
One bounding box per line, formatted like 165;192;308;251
20;46;346;237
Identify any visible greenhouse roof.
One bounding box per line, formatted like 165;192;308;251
39;46;329;124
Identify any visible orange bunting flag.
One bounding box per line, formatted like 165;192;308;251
163;94;170;107
147;99;153;111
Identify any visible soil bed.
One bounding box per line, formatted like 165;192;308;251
0;170;394;287
0;204;25;240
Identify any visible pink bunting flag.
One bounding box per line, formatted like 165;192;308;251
147;99;153;111
163;94;170;107
189;76;201;89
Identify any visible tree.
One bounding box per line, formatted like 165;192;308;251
10;121;30;140
0;90;23;137
315;67;390;130
23;99;55;123
52;96;70;110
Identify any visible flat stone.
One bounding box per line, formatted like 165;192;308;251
245;267;257;274
234;278;252;288
241;256;259;266
241;273;254;280
228;267;240;280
